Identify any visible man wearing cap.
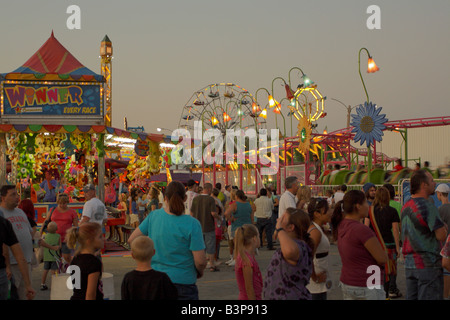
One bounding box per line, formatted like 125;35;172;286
436;183;450;230
80;184;107;226
363;183;376;206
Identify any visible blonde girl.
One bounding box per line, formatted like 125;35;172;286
66;222;104;300
118;193;129;225
296;186;311;210
234;224;263;300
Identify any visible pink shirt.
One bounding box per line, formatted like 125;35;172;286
51;208;78;243
337;218;383;287
235;251;263;300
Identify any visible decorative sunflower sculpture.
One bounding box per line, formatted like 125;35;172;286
297;116;312;155
350;101;388;147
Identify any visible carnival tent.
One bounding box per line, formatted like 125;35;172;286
0;31;103;82
0;32;164;191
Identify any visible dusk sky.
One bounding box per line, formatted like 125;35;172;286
1;0;449;136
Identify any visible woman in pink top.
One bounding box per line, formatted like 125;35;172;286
41;193;78;264
330;190;387;300
234;224;263;300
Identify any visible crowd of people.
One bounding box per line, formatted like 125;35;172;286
0;182;108;300
1;168;449;301
325;172;449;300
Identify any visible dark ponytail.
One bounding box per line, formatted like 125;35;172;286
307;197;329;220
286;209;314;256
331;200;344;241
164;181;186;216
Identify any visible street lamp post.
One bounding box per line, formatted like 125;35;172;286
288;67;313;89
157;127;172;133
358;47;380;182
331;98;358;128
358;48;380;104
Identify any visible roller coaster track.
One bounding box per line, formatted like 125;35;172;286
301;116;450;165
329;116;450;136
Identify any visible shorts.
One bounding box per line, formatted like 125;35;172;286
227;225;234;240
203;231;216;255
44;261;58;271
61;242;72;255
173;283;199;300
130;213;139;224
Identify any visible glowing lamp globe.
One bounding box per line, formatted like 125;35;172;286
268;95;276;108
367;57;380;73
252;102;261;113
260;109;267;119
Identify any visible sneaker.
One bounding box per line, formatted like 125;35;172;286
227;259;235;266
40;284;48;291
389;289;402;299
225;258;234;265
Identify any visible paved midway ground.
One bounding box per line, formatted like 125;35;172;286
31;239;406;301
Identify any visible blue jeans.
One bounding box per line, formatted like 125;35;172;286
174;283;199;300
405;268;443;300
312;292;327;300
256;218;273;248
340;282;385;300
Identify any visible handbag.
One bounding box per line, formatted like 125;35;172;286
31;248;38;267
41;207;56;233
36;235;45;264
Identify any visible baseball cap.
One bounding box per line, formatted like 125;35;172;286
83;184;96;193
363;183;376;194
436;184;450;194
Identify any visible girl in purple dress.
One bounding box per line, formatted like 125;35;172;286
263;208;314;300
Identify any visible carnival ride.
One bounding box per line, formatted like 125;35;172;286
309;115;450;186
178;83;266;134
177;87;450;193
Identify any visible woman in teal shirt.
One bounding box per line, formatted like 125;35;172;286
225;190;255;238
128;181;207;300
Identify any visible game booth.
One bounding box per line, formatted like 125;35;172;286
0;32;164;250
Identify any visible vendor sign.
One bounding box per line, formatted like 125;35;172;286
1;81;102;117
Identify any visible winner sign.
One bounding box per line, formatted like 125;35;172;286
1;81;104;125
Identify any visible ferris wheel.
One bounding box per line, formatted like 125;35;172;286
178;83;267;135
